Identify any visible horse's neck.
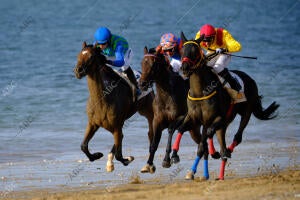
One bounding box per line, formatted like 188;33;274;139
189;67;216;97
155;67;175;99
86;65;106;104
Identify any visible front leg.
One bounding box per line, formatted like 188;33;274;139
81;123;103;161
171;115;193;164
141;121;164;173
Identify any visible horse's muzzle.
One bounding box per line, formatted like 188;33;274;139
181;63;192;77
73;65;86;79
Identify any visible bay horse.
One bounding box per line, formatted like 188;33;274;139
139;47;201;173
73;42;154;172
172;32;279;180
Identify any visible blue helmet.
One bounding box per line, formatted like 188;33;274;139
94;27;111;44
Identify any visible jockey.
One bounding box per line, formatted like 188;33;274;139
94;26;140;95
195;24;242;92
156;33;186;79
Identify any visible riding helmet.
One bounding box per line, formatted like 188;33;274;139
94;27;111;44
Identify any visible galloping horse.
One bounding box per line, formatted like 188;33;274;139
139;47;201;173
74;42;154;171
172;32;279;180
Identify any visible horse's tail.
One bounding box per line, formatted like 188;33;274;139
253;95;280;120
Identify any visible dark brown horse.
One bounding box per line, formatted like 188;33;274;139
139;47;201;173
73;42;154;172
173;32;279;180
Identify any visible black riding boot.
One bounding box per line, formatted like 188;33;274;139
218;68;241;92
123;67;141;95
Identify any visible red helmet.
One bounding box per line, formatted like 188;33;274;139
200;24;216;38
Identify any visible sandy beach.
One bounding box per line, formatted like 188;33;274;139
4;167;299;200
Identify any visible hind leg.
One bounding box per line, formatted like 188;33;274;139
113;128;134;166
228;111;251;153
81;123;103;162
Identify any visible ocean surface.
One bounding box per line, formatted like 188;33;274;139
0;0;299;195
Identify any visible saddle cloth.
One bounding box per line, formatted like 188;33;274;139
217;71;247;104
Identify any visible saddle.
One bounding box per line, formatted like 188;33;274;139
217;72;247;104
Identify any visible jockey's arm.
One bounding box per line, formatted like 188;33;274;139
223;30;242;53
111;45;125;67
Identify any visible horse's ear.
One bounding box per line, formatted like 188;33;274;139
93;42;98;49
195;34;204;44
82;41;87;49
180;31;187;43
144;46;148;54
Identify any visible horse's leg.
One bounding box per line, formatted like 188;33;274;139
162;128;174;168
171;115;193;164
106;145;116;172
185;132;208;180
113;128;134;166
208;138;221;159
228;111;251;153
215;127;231;180
215;128;231;159
81;123;103;162
141;120;164;173
162;116;186;168
218;158;227;180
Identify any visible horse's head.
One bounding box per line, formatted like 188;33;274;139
180;32;206;77
139;46;169;91
74;42;106;79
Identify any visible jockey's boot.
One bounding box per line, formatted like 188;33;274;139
123;67;141;97
218;68;241;92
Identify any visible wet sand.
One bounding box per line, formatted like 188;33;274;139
4;168;300;200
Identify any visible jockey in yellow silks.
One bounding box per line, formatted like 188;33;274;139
195;24;242;92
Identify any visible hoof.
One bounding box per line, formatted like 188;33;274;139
123;156;134;166
185;170;195;180
221;149;231;159
171;155;180;164
106;163;114;172
215;177;224;181
162;159;171;168
89;152;104;162
211;152;221;159
200;176;209;181
140;164;156;174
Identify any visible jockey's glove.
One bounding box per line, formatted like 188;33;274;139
216;48;227;54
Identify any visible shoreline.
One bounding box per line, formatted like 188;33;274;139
4;167;300;200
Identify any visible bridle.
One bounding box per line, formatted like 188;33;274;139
182;41;218;101
181;41;206;70
140;53;167;88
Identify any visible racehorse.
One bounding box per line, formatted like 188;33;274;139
139;47;201;173
172;32;279;180
74;42;154;172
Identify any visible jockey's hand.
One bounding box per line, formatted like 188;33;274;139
216;48;227;54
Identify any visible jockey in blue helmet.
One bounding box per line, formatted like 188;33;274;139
94;27;140;96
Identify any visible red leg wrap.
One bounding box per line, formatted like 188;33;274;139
172;133;182;151
208;138;216;155
228;140;238;153
219;159;227;180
